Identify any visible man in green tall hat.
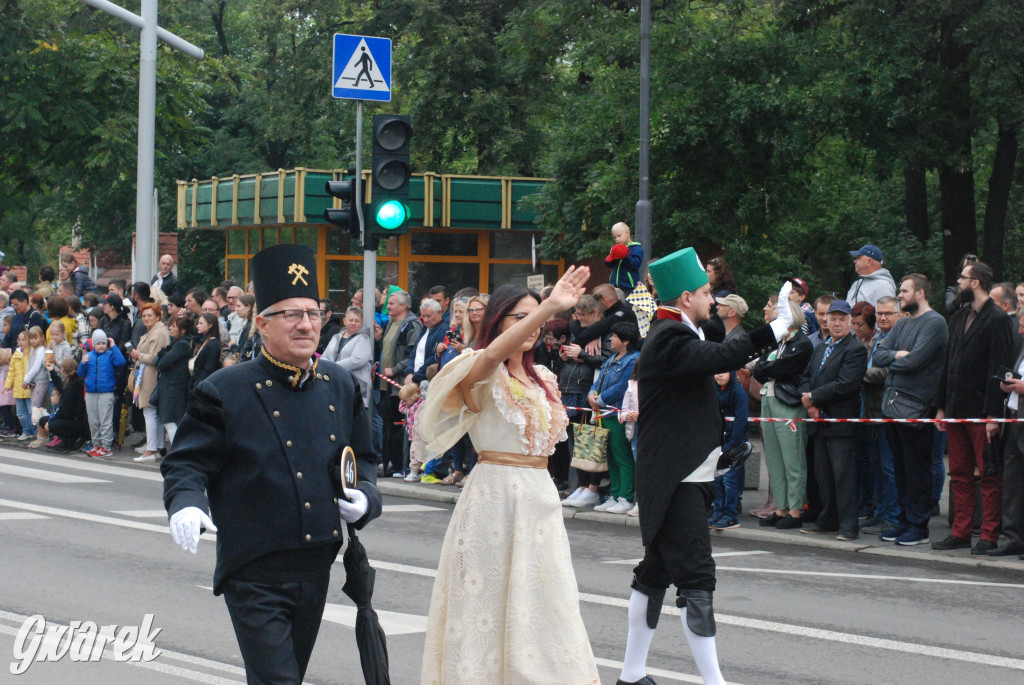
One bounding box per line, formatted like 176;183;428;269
616;247;793;685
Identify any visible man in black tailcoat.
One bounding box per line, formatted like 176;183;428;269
616;247;790;685
162;243;382;684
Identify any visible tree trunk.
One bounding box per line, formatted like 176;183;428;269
939;163;977;284
212;1;230;58
903;164;928;243
981;123;1018;281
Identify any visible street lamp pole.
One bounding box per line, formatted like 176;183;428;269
635;0;652;276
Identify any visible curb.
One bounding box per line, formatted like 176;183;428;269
376;480;1024;573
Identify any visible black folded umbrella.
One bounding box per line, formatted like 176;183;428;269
342;524;390;685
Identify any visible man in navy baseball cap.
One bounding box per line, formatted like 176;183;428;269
846;244;895;307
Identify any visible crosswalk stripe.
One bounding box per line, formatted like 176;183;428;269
0;463;109;484
0;512;48;521
0;448;163;481
112;510;170;518
603;550;771;564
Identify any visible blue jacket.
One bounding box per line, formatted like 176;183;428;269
590;350;639;408
78;345;127;393
404;322;448;382
716;372;749;451
605;242;644;290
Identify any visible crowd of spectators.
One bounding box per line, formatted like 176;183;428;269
3;236;1023;561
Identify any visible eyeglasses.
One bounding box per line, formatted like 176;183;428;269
263;309;327;324
957;273;974;281
503;313;530;322
467;307;486;314
876;311;897;317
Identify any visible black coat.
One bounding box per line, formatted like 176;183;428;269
161;352;381;594
152;271;182;298
188;335;221;393
100;313;132;354
752;331;814;386
799;333;868;437
636;314;775;546
156;337;192;425
571;301;639;346
50;375;88;431
938;297;1015;418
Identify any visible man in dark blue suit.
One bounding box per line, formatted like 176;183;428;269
799;299;868;541
162;244;381;684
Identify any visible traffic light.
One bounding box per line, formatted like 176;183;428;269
324;175;360;242
368;114;412;238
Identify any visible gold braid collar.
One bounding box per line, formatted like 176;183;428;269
260;346;318;388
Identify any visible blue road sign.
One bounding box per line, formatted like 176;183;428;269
332;34;392;102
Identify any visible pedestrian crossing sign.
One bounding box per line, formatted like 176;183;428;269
332;34;392;102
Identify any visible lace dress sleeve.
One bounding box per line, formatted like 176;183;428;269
417;349;493;455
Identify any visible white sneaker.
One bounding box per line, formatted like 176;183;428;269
575;490;601;507
594;496;618;512
627;503;640;517
17;433;32;441
404;471;421;482
561;488;584;506
608;497;634;514
133;453;158;463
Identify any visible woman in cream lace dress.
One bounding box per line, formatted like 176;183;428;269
417;268;600;685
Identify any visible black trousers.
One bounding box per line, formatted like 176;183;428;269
814;433;859;533
887;423;934;533
1001;422;1024;547
633;482;716;594
222;576;330;685
47;417;91;441
379;393;404;475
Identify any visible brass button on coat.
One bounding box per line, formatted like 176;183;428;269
330;435;336;442
333;530;339;538
329;405;335;412
304;534;311;542
304;502;310;510
296;472;303;479
273;411;280;418
266;379;273;386
286;440;293;447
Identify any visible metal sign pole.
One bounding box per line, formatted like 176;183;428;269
356;101;377;429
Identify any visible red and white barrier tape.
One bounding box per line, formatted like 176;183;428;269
727;416;1024;432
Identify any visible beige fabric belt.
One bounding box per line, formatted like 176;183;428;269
477;451;548;470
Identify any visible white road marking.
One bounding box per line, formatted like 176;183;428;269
8;498;1024;672
0;512;48;520
717;565;1024;589
0;463;109;484
0;448;163;481
604;550;771;564
113;510;171;518
321;603;429;635
381;504;444;513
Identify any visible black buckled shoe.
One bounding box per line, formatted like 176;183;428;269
617;677;657;685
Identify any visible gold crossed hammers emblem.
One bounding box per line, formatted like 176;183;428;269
287;263;309;286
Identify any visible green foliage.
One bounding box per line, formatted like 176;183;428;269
3;0;1024;297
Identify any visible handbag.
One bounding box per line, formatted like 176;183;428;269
570;419;610;472
772;381;803;407
881;386;929;420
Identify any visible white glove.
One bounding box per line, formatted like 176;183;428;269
169;506;217;554
338;488;369;524
770;281;794;341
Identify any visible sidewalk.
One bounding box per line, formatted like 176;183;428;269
376;465;1024;575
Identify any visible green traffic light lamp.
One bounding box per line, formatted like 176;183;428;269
375;200;409;230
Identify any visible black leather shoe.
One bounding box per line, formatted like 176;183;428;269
987;543;1024;557
617;677;657;685
758;512;783;527
971;539;997;555
931;534;971;551
800;523;837;535
775;514;803;530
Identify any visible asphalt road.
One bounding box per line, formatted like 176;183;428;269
1;445;1022;685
